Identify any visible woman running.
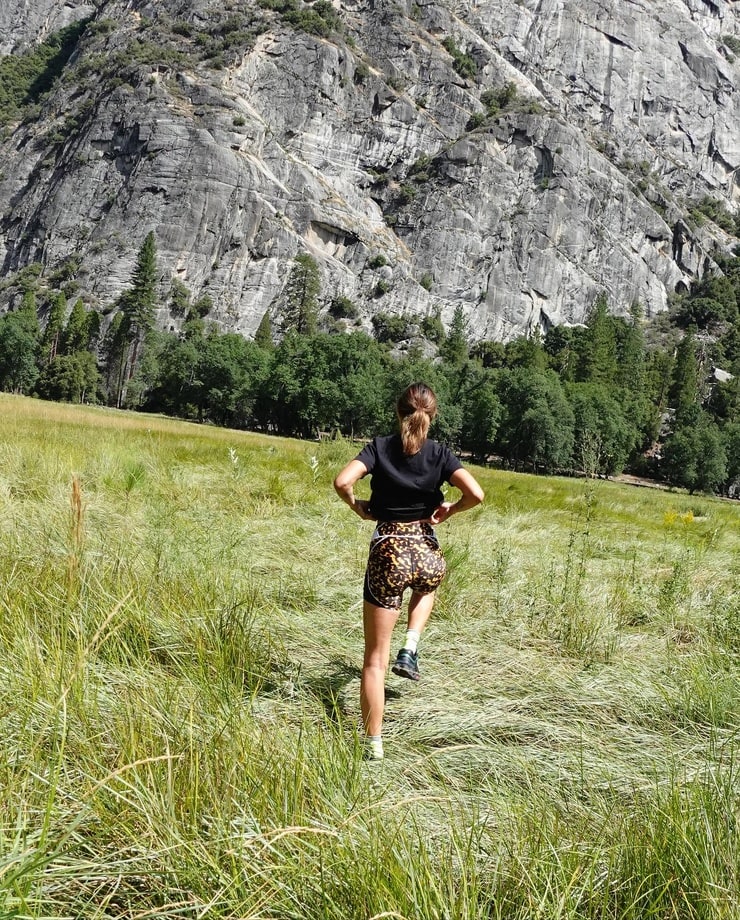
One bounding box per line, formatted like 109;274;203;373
333;382;484;760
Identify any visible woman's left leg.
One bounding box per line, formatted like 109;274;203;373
361;600;399;738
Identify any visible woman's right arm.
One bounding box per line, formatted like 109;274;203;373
333;459;374;519
430;467;484;524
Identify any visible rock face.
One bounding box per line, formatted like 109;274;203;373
0;0;738;340
0;0;95;54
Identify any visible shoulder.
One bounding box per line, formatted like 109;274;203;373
424;438;462;469
374;434;402;457
356;433;399;466
423;438;452;458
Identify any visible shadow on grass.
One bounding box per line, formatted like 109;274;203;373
298;658;403;725
302;657;362;724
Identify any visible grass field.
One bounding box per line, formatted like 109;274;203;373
1;392;739;919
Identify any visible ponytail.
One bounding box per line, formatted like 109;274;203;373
397;382;437;456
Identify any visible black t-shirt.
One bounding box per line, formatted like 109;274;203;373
355;434;463;522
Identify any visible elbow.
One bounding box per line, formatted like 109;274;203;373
473;485;485;506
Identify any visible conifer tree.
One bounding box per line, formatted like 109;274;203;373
282;253;320;334
62;298;91;354
504;329;547;371
616;301;651;447
19;290;40;336
439;304;470;366
117;231;158;405
578;292;617;386
617;302;646;392
42;292;66;364
102;312;128;407
123;231;157;337
669;327;700;427
254;310;273;349
169;278;191;317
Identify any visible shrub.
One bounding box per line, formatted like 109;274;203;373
88;19;117;35
354;60;370;83
397;184;417;205
420;311;444;342
690;196;736;235
409;154;433;181
329;296;359;319
721;35;740;55
441;37;477;80
481;81;517;115
0;19;88;125
372;311;409;341
259;0;340;36
367;254;388;270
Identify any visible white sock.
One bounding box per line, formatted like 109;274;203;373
404;629;421;654
365;735;384;759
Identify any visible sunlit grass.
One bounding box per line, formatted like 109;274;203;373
1;392;739;918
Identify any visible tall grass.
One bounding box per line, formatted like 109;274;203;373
1;393;739;918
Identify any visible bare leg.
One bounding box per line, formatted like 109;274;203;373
407;590;436;637
361;600;399;737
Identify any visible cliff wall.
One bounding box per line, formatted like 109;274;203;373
0;0;738;339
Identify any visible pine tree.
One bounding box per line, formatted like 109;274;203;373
617;302;646;392
42;292;66;364
578;292;618;386
62;298;91;354
102;312;128;407
616;301;650;448
439;304;470;366
118;231;158;405
123;231;157;336
504;329;547;371
669;327;700;427
19;290;40;337
254;311;273;349
282;253;320;335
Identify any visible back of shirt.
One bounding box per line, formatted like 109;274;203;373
355;434;462;521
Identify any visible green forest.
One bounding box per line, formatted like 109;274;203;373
0;230;738;495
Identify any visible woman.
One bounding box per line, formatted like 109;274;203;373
333;382;484;760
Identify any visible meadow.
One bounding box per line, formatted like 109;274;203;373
1;392;739;919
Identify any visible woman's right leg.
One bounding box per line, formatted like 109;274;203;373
361;600;399;738
407;589;436;636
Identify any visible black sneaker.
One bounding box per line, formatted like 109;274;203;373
392;648;420;681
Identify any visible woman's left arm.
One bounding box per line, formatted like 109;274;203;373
333;459;374;519
430;467;484;524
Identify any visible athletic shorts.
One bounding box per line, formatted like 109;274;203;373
363;521;446;611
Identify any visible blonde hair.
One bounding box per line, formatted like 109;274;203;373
397;382;437;456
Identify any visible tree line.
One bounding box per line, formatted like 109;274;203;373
0;232;738;495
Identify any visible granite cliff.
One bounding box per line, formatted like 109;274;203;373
0;0;738;341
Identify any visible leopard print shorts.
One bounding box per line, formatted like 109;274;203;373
363;521;446;610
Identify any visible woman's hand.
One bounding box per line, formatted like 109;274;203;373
354;499;374;520
430;501;455;524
